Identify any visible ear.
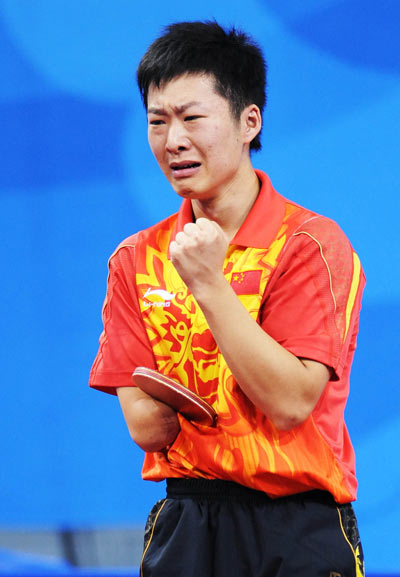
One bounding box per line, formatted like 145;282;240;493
241;104;262;145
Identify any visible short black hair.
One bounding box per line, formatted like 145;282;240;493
137;21;267;151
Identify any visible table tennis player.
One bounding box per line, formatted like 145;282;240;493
89;21;366;577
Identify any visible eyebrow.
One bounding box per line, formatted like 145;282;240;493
148;101;202;115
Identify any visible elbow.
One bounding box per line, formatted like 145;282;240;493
118;391;181;452
269;406;312;432
271;414;305;432
129;429;170;453
126;408;180;453
266;387;320;431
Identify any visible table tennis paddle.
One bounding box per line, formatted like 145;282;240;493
132;367;217;427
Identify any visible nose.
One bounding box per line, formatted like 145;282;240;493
166;121;189;153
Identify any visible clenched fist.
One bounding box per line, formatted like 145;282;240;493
169;218;229;296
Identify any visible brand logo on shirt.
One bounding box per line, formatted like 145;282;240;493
142;287;176;308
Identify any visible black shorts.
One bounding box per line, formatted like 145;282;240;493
141;478;364;577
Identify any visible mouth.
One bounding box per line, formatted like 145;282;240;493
170;162;201;172
169;161;201;180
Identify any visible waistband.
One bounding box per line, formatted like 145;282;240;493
166;478;336;505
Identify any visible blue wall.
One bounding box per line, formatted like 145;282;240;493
0;1;399;572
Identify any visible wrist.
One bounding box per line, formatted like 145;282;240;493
190;273;229;306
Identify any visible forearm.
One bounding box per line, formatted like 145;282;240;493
117;387;180;452
194;275;329;430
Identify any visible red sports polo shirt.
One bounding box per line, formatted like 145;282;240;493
90;170;365;503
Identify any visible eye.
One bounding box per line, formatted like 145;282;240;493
184;115;202;122
149;119;165;126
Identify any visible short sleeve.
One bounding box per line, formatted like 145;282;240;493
89;243;156;395
260;217;365;379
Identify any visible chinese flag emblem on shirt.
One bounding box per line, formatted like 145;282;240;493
230;270;262;295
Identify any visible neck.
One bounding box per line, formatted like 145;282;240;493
191;169;260;242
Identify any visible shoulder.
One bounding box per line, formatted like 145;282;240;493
280;214;365;300
280;194;346;242
274;188;355;255
289;215;356;265
276;203;363;281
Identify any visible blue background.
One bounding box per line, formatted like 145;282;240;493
0;0;399;573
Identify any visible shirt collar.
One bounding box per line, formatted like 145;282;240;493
172;170;286;249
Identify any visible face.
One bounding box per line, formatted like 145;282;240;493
146;73;259;201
